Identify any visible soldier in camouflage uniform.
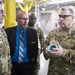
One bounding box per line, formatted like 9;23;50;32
43;7;75;75
28;13;44;75
0;1;10;75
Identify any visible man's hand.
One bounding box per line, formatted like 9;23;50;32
51;45;64;56
45;45;64;57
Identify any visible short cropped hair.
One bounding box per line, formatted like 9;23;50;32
29;13;36;19
60;6;74;15
0;1;2;4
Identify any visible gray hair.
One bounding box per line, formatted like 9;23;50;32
60;6;74;15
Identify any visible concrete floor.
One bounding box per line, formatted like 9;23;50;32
38;53;49;75
37;33;49;75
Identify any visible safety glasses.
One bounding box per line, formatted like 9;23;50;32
59;15;73;19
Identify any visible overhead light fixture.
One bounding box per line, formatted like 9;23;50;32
16;0;23;2
42;7;46;11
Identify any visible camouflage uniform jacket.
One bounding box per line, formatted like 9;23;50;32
29;25;44;51
29;25;44;75
35;26;44;70
0;29;10;75
43;25;75;75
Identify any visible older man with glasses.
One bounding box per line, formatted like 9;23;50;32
43;6;75;75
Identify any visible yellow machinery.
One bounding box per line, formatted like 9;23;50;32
4;0;49;28
4;0;16;28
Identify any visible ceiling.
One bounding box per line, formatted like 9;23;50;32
30;0;75;12
16;0;75;12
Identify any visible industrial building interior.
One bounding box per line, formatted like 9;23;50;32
16;0;75;34
2;0;75;32
1;0;75;75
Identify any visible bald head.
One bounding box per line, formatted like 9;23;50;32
16;11;27;18
16;11;29;29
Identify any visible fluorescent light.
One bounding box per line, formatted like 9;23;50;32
16;0;23;2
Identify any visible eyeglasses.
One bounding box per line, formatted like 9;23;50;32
59;15;73;19
0;10;4;14
19;18;28;20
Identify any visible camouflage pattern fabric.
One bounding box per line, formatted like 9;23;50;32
43;25;75;75
30;26;44;75
0;29;10;75
36;27;44;75
37;27;44;52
